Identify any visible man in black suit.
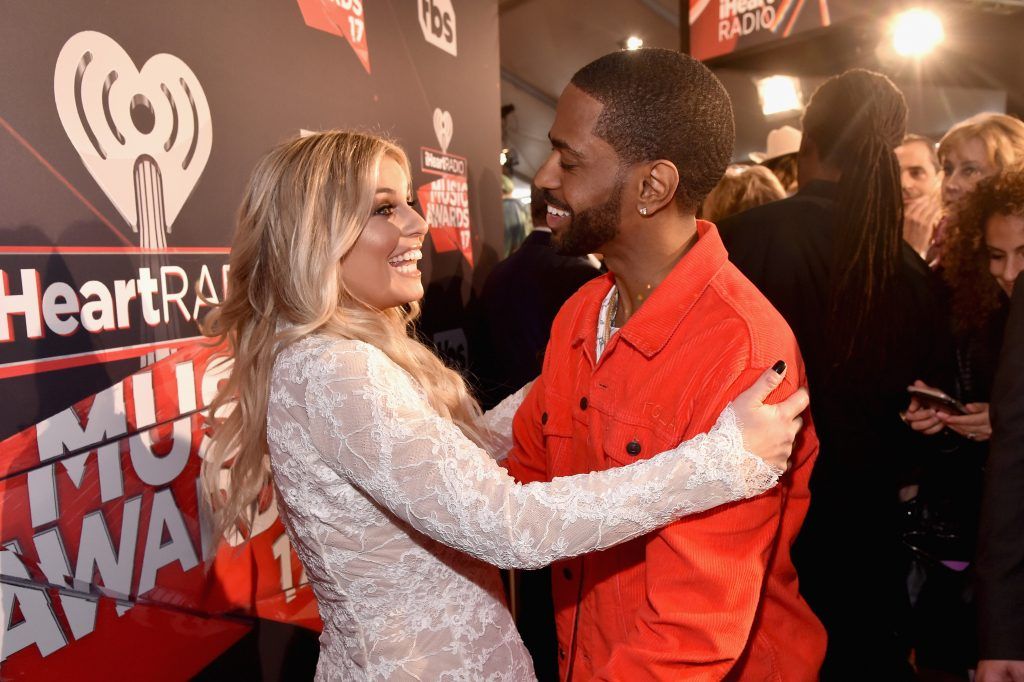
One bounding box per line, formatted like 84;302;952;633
467;183;597;681
976;286;1024;682
472;183;599;409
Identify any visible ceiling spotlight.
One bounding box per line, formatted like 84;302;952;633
891;8;944;57
755;75;803;116
624;36;643;51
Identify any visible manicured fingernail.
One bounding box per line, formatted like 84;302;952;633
772;360;786;375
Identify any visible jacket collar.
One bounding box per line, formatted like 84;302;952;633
571;220;728;360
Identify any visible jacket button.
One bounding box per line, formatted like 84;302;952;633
579;397;588;410
626;440;642;456
541;412;548;425
562;567;573;580
558;648;567;660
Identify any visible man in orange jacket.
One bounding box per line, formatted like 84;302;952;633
504;48;826;680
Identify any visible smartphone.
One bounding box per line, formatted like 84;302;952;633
907;386;968;415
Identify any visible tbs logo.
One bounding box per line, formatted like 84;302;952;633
419;0;457;56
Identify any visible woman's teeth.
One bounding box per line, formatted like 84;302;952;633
388;249;422;273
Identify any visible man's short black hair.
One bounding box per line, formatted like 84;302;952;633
570;48;735;211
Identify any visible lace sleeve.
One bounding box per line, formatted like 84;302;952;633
293;341;780;570
473;381;533;460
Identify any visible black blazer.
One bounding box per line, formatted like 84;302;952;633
469;229;599;409
976;285;1024;660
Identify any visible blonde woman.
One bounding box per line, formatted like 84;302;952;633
202;131;809;681
929;113;1024;264
940;113;1024;208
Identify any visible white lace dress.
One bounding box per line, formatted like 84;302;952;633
266;335;781;681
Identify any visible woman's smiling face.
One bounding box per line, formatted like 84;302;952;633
341;155;428;309
986;212;1024;298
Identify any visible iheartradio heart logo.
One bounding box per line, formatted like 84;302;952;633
53;31;212;247
433;108;453;153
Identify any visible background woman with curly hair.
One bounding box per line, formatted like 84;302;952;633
909;169;1024;440
944;169;1024;338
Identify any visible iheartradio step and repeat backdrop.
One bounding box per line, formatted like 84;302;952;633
688;0;870;61
0;1;502;678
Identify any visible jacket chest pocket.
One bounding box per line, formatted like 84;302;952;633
540;393;576;478
602;420;671;468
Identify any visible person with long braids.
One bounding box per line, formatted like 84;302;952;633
721;70;953;679
200;130;810;681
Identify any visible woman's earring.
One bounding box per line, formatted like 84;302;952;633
639;207;648;216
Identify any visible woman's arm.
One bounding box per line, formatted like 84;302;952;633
276;341;785;570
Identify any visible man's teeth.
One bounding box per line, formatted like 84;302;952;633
547;205;570;218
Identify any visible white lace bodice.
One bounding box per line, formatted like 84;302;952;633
266;335;780;681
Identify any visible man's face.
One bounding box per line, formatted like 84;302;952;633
534;84;628;257
895;140;939;202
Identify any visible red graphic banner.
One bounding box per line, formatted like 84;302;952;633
0;343;321;678
296;0;371;74
418;147;472;266
689;0;867;61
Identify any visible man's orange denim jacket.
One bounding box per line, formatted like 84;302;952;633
505;222;826;680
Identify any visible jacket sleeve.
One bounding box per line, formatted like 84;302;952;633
594;364;812;680
501;372;550;484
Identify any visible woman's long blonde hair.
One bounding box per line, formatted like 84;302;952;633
201;130;483;542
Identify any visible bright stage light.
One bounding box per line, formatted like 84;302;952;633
891;8;945;57
624;36;643;51
756;75;803;116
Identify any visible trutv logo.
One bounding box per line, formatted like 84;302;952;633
419;0;457;56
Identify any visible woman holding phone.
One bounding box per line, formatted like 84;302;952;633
905;168;1024;438
200;130;810;680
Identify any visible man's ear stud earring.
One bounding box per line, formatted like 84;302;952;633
639;207;648;216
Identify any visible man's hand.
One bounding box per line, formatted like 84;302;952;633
903;194;943;258
977;659;1024;682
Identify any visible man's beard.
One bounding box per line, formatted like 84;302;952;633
549;179;623;257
